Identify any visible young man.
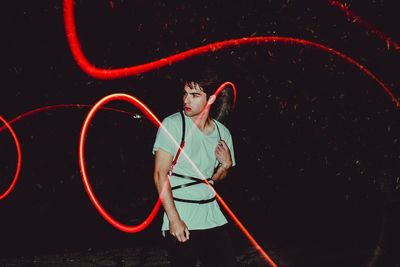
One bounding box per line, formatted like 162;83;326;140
152;73;237;266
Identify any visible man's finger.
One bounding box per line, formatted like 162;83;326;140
185;228;190;240
220;141;228;149
178;234;187;242
224;141;231;150
176;233;183;242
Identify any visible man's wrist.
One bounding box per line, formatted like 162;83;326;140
167;211;181;223
219;162;232;170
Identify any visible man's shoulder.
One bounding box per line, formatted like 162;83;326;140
160;112;185;133
214;119;230;134
164;111;183;120
162;111;183;124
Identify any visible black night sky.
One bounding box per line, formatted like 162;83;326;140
1;1;399;266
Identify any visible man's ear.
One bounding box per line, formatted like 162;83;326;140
207;94;216;105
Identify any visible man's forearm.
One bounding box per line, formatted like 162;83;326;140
154;171;180;222
211;163;231;182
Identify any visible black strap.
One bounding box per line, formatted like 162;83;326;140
173;196;216;204
213;119;222;141
179;111;186;145
171;111;186;167
170;172;213;190
169;172;215;204
170;172;210;182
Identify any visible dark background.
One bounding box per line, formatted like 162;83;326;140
2;0;399;266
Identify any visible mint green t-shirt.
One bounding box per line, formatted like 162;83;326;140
152;112;236;231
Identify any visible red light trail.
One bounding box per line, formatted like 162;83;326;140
0;104;146;201
0;104;143;134
327;0;399;51
63;0;399;107
0;115;22;200
79;93;163;234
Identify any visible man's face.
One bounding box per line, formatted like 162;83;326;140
183;82;208;118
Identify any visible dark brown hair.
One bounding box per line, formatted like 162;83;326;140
184;69;233;123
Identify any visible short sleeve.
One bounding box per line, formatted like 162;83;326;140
223;128;236;167
152;116;180;158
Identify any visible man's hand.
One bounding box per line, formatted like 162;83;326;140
169;218;190;242
215;140;232;168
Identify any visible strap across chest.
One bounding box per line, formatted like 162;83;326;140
169;111;221;204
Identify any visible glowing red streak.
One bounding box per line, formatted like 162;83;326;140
0;115;22;200
215;193;276;266
197;83;277;266
327;0;400;51
189;81;237;136
79;94;163;233
214;81;237;106
0;104;144;133
63;0;399;107
0;104;147;199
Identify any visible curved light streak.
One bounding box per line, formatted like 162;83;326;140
0;104;146;134
0;115;22;200
79;93;162;233
214;81;237;106
327;0;399;51
64;0;399;108
0;104;147;199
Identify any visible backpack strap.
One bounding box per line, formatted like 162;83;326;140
213;119;222;141
170;111;185;169
179;111;186;146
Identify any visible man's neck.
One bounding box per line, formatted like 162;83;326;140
190;113;212;132
187;101;213;132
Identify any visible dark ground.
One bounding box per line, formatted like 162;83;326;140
0;242;374;267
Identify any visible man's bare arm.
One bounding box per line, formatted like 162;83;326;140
211;163;231;182
212;140;233;182
153;149;190;242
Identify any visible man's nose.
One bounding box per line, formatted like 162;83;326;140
183;95;190;104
